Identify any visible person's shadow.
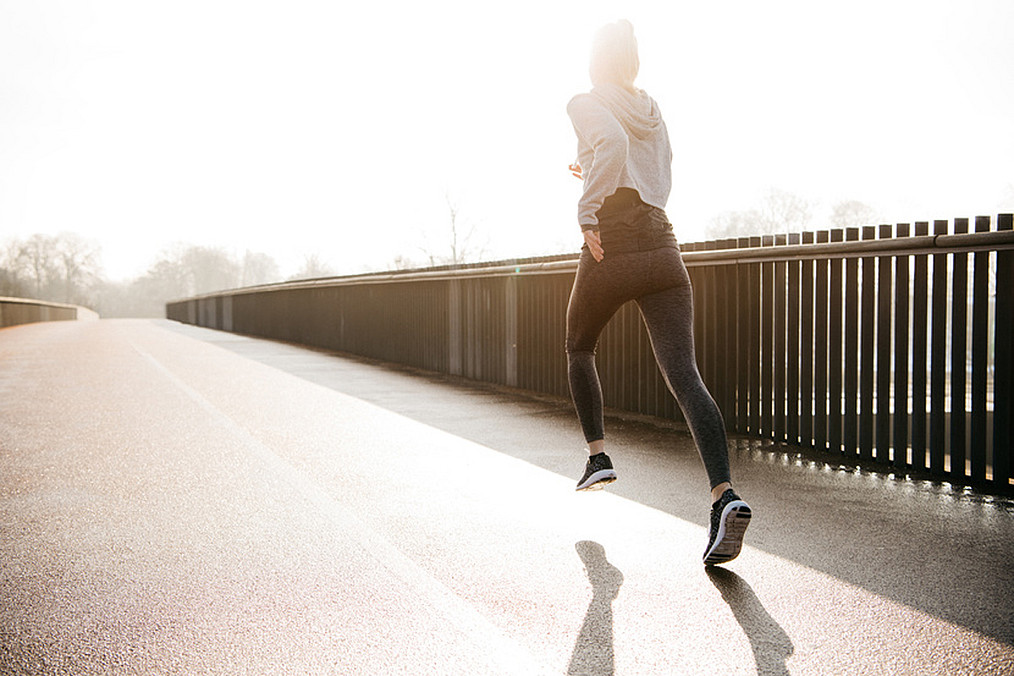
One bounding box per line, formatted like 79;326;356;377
568;541;624;676
706;567;794;676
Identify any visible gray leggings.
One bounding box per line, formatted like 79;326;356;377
565;245;732;489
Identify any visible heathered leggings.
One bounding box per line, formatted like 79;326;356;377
565;245;732;489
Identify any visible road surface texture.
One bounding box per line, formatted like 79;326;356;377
1;319;1012;675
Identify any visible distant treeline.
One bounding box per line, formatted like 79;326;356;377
0;234;287;318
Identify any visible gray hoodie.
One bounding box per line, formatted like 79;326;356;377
567;84;673;230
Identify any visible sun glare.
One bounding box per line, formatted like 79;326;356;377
1;0;1011;283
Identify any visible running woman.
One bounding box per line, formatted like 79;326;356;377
566;20;751;566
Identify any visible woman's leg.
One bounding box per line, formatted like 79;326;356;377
566;252;629;449
567;348;605;445
635;283;732;490
635;251;752;564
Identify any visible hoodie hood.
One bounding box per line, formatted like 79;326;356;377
590;83;664;141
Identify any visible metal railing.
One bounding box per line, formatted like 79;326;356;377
0;297;89;328
167;214;1013;490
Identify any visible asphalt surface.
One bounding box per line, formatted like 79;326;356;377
1;318;1012;675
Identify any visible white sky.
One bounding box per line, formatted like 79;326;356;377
2;0;1012;281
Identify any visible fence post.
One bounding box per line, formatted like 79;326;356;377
994;213;1013;487
876;223;893;462
911;221;930;470
505;275;518;388
749;236;763;436
700;239;718;410
800;231;815;448
761;235;775;437
448;279;462;376
720;238;739;433
970;216;991;482
774;233;788;441
845;227;862;458
814;230;830;452
828;229;845;454
787;232;802;445
951;218;969;478
929;219;949;474
859;225;876;460
893;223;911;468
736;237;752;434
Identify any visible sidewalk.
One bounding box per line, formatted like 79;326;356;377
1;319;1011;675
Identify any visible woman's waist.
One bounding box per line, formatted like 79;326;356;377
598;230;678;253
596;191;674;250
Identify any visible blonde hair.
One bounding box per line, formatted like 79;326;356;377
589;20;639;89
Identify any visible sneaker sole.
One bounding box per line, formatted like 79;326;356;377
575;469;617;491
703;501;751;566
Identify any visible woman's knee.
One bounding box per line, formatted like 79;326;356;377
567;347;597;364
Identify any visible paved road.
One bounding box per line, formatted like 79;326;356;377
1;319;1012;675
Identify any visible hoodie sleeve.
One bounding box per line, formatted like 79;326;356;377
567;94;629;230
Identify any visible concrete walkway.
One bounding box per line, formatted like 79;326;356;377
1;319;1011;675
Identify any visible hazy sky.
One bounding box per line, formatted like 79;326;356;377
2;0;1012;281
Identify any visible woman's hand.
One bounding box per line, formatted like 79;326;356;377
569;162;583;179
583;229;604;262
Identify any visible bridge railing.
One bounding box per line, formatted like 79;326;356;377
0;297;94;328
167;214;1013;491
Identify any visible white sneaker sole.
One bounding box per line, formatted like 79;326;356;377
703;500;751;565
575;469;617;491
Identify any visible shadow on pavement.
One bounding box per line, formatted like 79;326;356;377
706;567;794;676
568;541;623;676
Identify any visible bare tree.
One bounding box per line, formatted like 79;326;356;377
180;246;242;295
147;253;192;298
54;233;103;304
290;254;334;280
241;251;280;287
757;188;813;234
830;200;879;230
0;239;28;297
421;192;487;266
0;235;279;317
390;254;419;271
0;268;22;298
0;233;102;304
93;259;185;318
704;188;813;240
445;195;468;265
98;244;247;317
18;234;60;299
707;209;764;240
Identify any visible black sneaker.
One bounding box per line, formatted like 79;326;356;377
703;489;751;566
575;452;617;491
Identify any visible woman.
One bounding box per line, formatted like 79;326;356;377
566;20;751;566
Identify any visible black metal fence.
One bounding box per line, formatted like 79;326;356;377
167;214;1013;490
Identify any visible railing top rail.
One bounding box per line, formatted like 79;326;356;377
0;296;81;310
168;222;1014;302
169;259;582;301
684;229;1014;265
